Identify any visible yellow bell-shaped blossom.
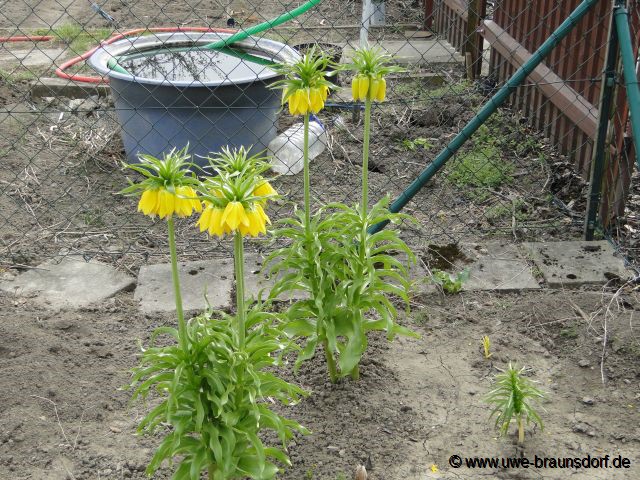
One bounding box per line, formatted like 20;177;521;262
287;88;316;116
321;85;329;102
253;180;277;199
372;77;386;101
238;207;268;237
157;189;176;219
309;87;325;113
138;185;201;219
175;185;202;217
221;201;250;231
288;88;299;115
197;203;230;238
254;202;270;225
351;75;370;101
138;189;160;216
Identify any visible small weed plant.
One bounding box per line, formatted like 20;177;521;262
400;137;433;151
485;363;546;444
431;269;469;294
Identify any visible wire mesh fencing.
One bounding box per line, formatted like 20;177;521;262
0;0;638;273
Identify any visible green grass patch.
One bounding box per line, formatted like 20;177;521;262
485;199;528;223
393;79;474;103
35;23;112;53
428;80;471;99
448;144;514;189
0;68;37;85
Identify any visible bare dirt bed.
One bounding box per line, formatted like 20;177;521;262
0;0;422;32
1;284;639;479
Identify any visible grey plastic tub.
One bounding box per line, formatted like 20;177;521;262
87;32;300;166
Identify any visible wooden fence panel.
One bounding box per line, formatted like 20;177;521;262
488;1;638;225
429;0;640;226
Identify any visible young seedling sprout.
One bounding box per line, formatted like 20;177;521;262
482;335;492;359
485;363;545;445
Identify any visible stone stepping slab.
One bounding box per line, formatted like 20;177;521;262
134;259;233;313
416;241;540;293
522;240;630;288
3;241;631;312
0;257;135;309
462;241;541;292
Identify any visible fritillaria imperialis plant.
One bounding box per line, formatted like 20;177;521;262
270;47;336;231
266;47;417;383
349;44;403;212
485;363;546;445
122;147;308;479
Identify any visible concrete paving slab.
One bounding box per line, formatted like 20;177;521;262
0;257;135;309
461;242;540;291
31;77;110;100
522;241;630;288
244;253;308;302
340;39;463;65
0;47;67;67
135;259;233;313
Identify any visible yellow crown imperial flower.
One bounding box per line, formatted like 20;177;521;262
198;148;275;238
271;46;338;117
349;46;403;103
122;147;201;220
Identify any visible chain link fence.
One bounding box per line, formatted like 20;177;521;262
1;0;638;273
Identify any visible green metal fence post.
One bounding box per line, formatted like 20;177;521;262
614;3;640;170
369;0;600;234
584;6;620;240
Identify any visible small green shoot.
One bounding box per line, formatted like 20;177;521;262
485;363;546;444
431;269;469;294
400;137;433;151
482;336;492;359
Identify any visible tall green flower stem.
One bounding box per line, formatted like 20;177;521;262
303;113;311;234
234;231;246;348
361;97;372;215
167;217;188;351
303;112;339;382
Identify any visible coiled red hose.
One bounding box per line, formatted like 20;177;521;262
1;27;237;84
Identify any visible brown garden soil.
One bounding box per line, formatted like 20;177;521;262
0;0;422;35
2;283;640;480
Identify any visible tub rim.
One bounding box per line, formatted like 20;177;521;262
87;32;300;87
